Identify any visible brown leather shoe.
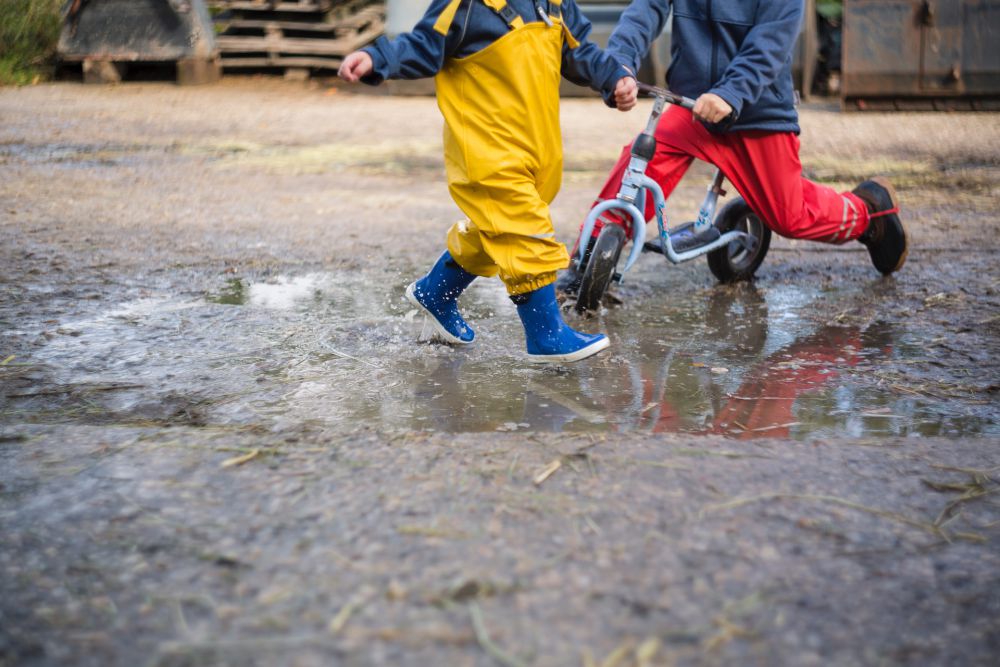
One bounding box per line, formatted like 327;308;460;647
853;177;908;275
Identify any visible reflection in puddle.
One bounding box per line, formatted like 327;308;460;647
23;270;999;439
709;324;884;438
382;318;894;438
206;278;247;305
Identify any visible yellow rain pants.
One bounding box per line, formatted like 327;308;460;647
435;1;576;295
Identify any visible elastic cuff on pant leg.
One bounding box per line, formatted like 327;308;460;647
504;271;558;296
844;192;872;241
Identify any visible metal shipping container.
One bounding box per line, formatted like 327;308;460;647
58;0;220;84
842;0;1000;109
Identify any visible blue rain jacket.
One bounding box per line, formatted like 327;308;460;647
608;0;802;132
361;0;629;98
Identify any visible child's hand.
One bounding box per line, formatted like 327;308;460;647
339;51;373;83
692;93;733;124
614;77;638;111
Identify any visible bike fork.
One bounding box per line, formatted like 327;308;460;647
694;169;726;233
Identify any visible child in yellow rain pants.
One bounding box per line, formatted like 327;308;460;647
339;0;637;362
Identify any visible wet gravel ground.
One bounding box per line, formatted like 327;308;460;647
1;81;999;666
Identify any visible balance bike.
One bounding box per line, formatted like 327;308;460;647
572;82;772;313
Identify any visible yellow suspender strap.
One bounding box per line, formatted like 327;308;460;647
482;0;525;29
434;0;572;42
433;0;465;35
542;0;579;48
562;22;580;48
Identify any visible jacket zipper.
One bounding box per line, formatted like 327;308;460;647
706;0;717;85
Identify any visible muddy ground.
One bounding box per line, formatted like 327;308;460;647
1;80;998;666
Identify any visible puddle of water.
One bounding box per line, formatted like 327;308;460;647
18;268;999;439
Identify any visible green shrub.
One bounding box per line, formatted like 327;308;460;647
0;0;62;85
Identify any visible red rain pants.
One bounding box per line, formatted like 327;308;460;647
587;105;871;244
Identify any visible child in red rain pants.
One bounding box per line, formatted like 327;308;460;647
558;0;907;296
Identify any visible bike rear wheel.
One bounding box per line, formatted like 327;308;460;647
576;224;627;314
706;198;771;283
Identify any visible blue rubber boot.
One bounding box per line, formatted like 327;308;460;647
513;283;610;363
406;251;477;344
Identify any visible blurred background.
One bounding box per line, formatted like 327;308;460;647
3;0;998;109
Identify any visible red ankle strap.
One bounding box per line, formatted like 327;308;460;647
868;207;899;219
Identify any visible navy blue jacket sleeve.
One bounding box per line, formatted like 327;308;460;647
360;0;458;84
605;0;671;76
559;0;633;103
708;1;802;117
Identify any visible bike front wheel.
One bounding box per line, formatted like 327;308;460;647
576;224;627;314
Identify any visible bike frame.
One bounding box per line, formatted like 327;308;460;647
576;84;755;281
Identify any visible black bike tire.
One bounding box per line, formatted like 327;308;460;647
706;198;772;283
576;224;627;313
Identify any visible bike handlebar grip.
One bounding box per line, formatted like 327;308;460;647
631;133;657;161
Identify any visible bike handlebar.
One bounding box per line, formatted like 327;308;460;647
636;82;696;110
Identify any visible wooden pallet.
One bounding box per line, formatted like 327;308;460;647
212;0;373;23
211;1;384;73
211;0;336;12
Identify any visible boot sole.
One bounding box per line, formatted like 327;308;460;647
527;336;610;364
870;177;909;274
405;283;473;345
